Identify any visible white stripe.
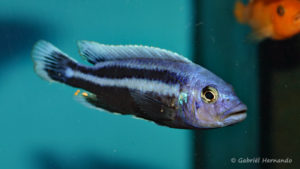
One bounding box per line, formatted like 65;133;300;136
73;71;180;96
65;68;74;78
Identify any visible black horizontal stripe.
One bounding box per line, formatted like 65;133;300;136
75;64;188;85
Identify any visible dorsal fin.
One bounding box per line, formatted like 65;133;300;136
77;41;192;64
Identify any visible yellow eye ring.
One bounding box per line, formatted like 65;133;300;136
201;86;218;103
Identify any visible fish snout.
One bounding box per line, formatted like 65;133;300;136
221;103;247;125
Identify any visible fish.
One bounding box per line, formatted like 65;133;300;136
31;40;247;129
234;0;300;40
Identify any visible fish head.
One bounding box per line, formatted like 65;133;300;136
185;72;247;128
271;0;300;39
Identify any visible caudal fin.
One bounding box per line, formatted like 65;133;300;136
234;1;248;24
31;40;77;83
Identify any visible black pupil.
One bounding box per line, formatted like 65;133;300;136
205;91;214;100
277;5;285;16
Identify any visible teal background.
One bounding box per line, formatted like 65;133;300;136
3;0;297;169
194;0;260;169
0;0;193;169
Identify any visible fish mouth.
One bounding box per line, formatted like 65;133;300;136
221;103;247;125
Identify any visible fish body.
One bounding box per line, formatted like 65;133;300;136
235;0;300;40
32;40;247;129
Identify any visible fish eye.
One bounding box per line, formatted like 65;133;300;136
201;86;218;103
277;5;285;16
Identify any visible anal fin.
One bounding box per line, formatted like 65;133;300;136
74;90;108;113
73;89;131;116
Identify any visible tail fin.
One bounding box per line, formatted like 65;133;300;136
234;1;248;24
31;40;77;83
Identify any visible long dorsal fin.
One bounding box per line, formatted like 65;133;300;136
77;41;192;64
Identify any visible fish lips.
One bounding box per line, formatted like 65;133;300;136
221;103;247;125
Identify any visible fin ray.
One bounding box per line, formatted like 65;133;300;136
77;41;191;64
73;91;109;112
32;40;77;83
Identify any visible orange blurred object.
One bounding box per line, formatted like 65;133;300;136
234;0;300;40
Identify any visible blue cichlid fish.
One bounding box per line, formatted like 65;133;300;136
32;40;247;129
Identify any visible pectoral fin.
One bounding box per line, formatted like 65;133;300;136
130;90;177;122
